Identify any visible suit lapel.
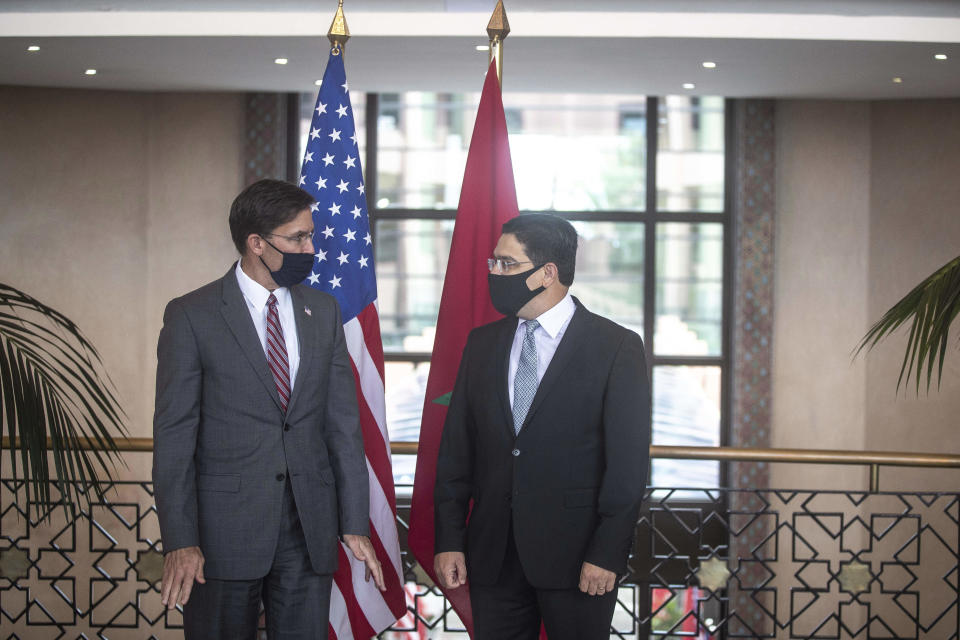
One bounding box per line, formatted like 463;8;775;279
285;285;315;415
519;302;591;432
496;318;517;441
219;265;284;413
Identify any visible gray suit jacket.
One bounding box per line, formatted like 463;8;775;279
152;264;369;579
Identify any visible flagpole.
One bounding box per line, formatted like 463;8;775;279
487;0;510;86
307;2;409;633
328;0;350;56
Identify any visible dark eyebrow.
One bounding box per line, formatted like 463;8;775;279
493;252;518;261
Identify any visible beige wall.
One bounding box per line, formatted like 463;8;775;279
865;100;960;490
772;100;872;491
772;98;960;491
0;87;244;452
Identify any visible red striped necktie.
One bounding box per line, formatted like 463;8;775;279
265;293;291;412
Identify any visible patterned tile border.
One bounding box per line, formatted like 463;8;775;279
244;93;287;186
729;98;777;634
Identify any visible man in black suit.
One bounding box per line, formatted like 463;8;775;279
433;213;651;640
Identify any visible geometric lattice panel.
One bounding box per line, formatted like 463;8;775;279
632;489;959;639
3;481;957;639
1;478;177;639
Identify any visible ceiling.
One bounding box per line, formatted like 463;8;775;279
1;1;958;98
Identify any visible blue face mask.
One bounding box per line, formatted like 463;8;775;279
259;238;314;288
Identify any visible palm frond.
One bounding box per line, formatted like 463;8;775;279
855;255;960;393
0;282;127;520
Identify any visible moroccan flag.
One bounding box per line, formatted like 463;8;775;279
299;49;406;638
408;59;519;635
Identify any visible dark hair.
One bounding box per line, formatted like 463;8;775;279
228;179;315;254
502;213;578;286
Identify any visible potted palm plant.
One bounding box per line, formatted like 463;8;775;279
0;282;126;519
857;255;960;392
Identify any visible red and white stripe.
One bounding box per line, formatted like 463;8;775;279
327;302;407;639
266;294;291;411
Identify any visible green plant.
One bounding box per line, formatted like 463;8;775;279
0;282;126;518
856;255;960;393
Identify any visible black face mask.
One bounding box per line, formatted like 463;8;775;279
488;264;546;317
259;238;314;288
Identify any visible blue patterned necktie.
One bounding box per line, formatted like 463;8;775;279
512;319;540;435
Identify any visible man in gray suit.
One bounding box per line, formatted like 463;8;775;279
153;179;384;639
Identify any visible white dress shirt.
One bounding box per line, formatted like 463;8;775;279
235;261;301;387
508;293;576;406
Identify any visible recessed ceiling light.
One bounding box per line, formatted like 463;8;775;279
934;53;948;60
476;45;489;52
27;45;40;52
683;83;695;90
892;76;903;83
702;61;717;69
85;69;97;75
274;58;289;65
314;79;322;86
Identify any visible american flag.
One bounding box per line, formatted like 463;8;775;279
299;49;406;639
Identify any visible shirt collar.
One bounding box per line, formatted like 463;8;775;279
521;292;575;339
235;260;288;311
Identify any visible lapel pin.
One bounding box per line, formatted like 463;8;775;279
304;306;312;316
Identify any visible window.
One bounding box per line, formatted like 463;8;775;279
300;93;731;489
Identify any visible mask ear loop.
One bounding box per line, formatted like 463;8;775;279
538;263;550;288
258;236;284;274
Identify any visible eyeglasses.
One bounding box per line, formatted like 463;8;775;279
487;258;533;273
265;231;315;246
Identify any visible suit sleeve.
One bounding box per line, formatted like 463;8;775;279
583;330;651;573
152;299;202;554
433;336;476;554
322;298;370;537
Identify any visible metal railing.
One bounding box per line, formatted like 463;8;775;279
7;437;960;492
2;438;959;638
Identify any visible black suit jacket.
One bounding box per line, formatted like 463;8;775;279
434;298;651;589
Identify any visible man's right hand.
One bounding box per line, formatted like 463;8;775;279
434;551;467;589
161;546;206;610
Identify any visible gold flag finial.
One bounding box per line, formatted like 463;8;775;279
486;1;510;85
486;0;510;41
328;0;350;54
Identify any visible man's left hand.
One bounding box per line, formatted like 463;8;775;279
579;561;616;596
343;534;386;591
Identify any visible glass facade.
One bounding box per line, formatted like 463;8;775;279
651;365;722;489
373;93;647;212
657;96;725;212
570;221;645;337
655;222;724;356
375;219;453;351
300;92;729;490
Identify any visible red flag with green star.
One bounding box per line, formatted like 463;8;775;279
408;60;518;635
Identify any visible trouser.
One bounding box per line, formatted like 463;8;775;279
469;523;618;640
183;481;332;640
